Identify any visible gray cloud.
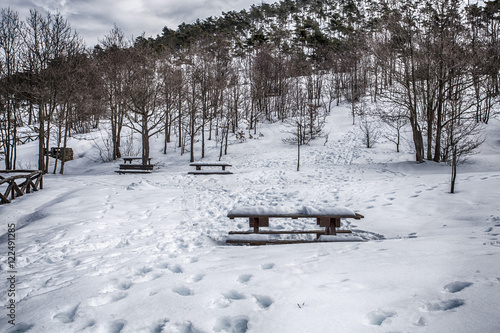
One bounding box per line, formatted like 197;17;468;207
3;0;264;46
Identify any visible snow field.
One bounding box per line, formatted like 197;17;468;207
1;105;500;332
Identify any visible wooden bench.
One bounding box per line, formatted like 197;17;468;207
115;158;154;174
189;162;232;175
227;206;364;245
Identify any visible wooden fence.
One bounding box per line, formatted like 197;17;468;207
0;170;44;205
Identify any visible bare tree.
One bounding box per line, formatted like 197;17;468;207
0;8;22;170
123;42;165;165
96;25;131;160
441;75;485;193
22;9;81;172
375;103;408;152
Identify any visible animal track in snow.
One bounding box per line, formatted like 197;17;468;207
443;281;473;293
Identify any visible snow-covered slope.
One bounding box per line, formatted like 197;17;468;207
1;105;500;333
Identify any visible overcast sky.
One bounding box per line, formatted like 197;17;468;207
3;0;267;46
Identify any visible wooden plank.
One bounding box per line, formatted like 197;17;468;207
119;164;154;170
188;171;233;175
226;236;363;245
228;230;352;235
115;170;152;174
190;162;232;167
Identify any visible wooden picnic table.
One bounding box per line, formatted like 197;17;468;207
227;206;364;244
116;157;154;174
189;162;233;175
123;157;152;165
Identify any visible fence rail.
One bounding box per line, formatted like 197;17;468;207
0;170;44;205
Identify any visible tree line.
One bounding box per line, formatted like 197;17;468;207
1;0;499;191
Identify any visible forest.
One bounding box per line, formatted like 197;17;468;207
1;0;499;192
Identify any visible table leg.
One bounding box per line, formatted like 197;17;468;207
250;217;260;233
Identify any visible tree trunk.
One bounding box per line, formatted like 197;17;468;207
450;146;457;193
142;113;150;165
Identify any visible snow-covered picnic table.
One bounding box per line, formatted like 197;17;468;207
227;205;364;244
122;157;152;165
189;162;233;175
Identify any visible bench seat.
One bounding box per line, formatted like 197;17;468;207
119;164;154;170
188;170;233;175
116;163;154;174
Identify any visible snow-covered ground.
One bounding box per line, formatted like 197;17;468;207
1;105;500;333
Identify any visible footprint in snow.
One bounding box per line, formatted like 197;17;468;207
364;309;396;326
168;264;183;274
186;274;204;283
5;323;34;333
212;290;247;308
252;294;273;309
443;281;473;293
261;263;275;270
132;266;162;283
171;321;201;333
52;304;79;323
172;286;193;296
101;280;133;294
422;299;465;312
88;292;128;307
223;290;246;301
213;316;249;333
238;274;253;284
102;320;127;333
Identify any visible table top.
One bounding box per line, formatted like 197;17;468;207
227;206;363;219
190;162;232;166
